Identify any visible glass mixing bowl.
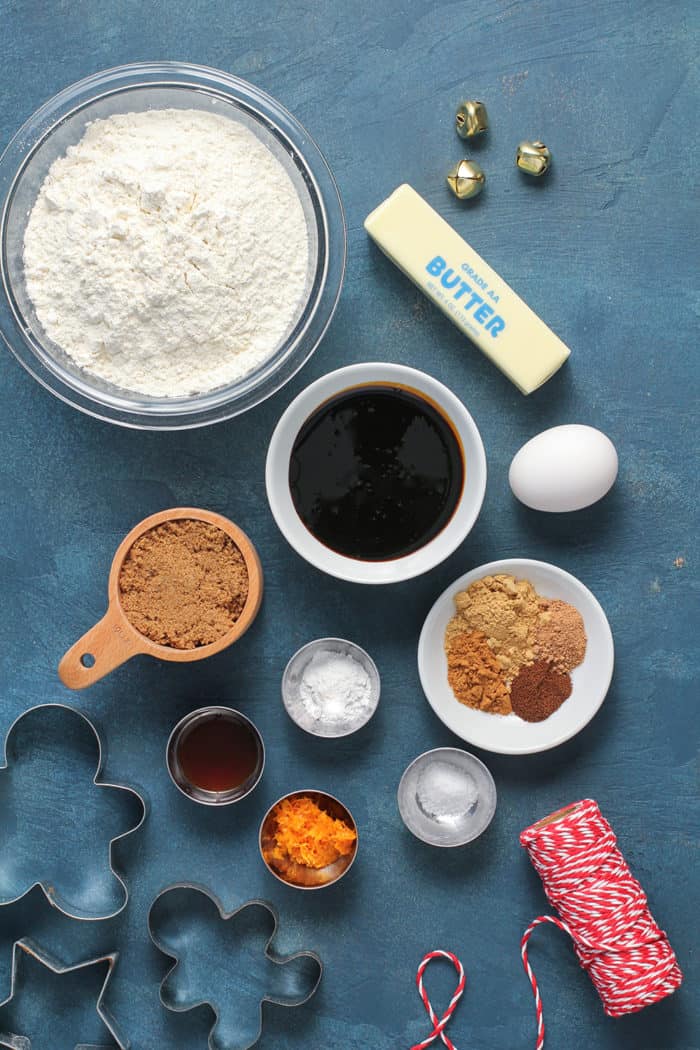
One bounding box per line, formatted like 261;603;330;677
0;62;346;429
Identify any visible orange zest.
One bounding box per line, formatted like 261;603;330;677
268;796;356;869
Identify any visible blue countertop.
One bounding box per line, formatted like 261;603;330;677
0;2;697;1048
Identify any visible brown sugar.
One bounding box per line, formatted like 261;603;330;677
118;519;249;649
446;629;512;715
536;599;587;673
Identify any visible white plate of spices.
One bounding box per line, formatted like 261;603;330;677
417;559;614;755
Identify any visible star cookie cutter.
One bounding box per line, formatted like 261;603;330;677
0;704;146;921
0;938;127;1049
148;884;323;1050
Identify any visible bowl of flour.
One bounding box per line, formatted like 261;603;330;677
0;62;346;428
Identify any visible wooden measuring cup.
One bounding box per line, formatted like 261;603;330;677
59;508;263;690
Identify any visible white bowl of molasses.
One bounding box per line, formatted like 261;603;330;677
265;363;487;584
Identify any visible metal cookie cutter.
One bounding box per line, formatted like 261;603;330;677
0;939;127;1049
0;704;146;921
148;884;322;1050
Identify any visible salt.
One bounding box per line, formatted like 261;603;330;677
416;761;479;824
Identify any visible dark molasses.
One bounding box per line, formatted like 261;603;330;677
289;384;464;561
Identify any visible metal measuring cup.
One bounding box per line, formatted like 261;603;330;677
58;508;263;690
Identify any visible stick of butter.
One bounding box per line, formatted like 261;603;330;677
364;184;570;394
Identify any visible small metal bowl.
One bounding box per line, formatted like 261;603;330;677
281;638;380;738
397;747;496;847
167;706;265;806
259;790;358;890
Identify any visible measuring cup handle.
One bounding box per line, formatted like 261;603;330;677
58;608;141;690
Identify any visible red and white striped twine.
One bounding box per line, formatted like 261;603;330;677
410;950;466;1050
520;799;683;1049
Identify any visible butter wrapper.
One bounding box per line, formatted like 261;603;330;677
364;184;570;394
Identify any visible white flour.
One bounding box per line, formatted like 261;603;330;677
23;109;310;397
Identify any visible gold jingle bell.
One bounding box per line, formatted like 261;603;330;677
516;140;551;176
455;99;489;138
447;159;485;200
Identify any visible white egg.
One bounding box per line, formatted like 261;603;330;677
509;425;618;512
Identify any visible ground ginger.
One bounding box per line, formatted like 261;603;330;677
445;574;540;675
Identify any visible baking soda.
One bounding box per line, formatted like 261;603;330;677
287;648;375;734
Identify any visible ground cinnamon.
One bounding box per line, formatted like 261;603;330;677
118;519;248;649
446;629;511;715
510;659;572;722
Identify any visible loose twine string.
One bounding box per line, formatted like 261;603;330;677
410;950;465;1050
520;798;684;1049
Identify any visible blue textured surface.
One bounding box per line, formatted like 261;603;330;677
0;2;698;1048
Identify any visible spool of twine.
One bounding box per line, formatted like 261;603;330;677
520;799;683;1049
